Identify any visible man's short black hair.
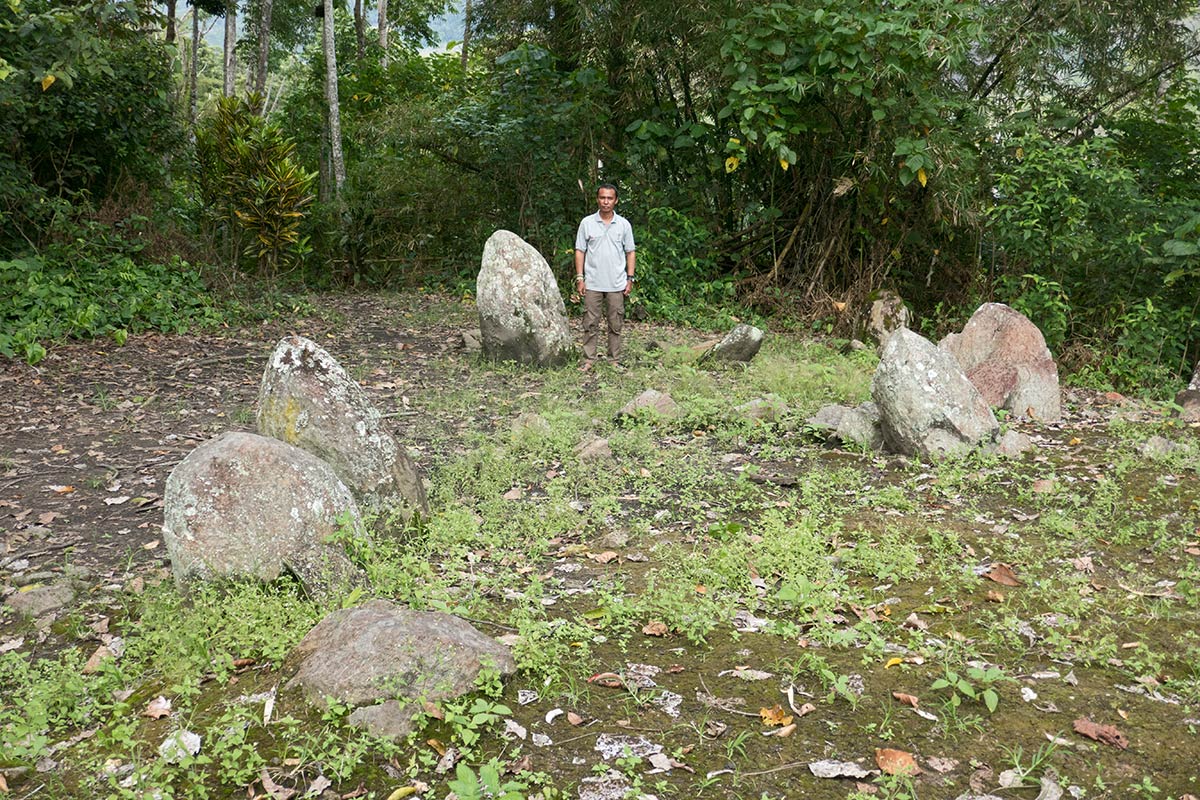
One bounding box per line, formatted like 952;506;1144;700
597;182;618;195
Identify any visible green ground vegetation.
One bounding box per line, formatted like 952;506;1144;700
2;296;1198;798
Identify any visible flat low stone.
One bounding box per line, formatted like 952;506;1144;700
616;389;680;420
462;329;482;354
476;230;572;367
735;395;787;423
576;436;612;462
257;336;429;519
162;431;366;599
836;402;883;450
511;412;551;438
993;429;1033;458
808;403;881;450
5;582;76;617
702;324;764;363
872;328;998;458
286;599;516;739
1138;435;1180;458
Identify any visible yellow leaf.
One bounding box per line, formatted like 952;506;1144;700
1015;146;1025;159
884;657;903;669
779;158;789;171
917;168;927;187
40;74;56;91
725;156;740;174
759;705;793;727
386;789;418;800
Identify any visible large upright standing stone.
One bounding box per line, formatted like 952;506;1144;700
700;324;765;364
257;336;428;519
939;302;1061;421
476;230;572;367
162;432;365;598
872;329;998;458
866;290;910;346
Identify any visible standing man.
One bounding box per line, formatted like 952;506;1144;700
574;183;636;370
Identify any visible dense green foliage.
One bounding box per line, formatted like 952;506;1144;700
1;0;1199;388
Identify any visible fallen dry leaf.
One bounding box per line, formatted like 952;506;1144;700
892;692;919;708
759;705;793;727
37;511;59;525
926;756;958;774
49;485;75;494
82;645;113;674
641;620;668;636
984;562;1022;587
567;711;583;726
986;589;1005;603
501;487;523;500
588;550;620;564
774;723;797;737
423;701;444;720
1072;717;1129;749
1031;478;1056;493
260;768;296;800
143;696;172;719
875;748;921;776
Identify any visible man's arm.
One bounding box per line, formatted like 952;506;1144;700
574;248;586;300
623;249;636;296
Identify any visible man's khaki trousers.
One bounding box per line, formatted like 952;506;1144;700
582;289;624;360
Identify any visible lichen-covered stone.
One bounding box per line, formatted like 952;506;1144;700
162;431;365;599
285;600;516;739
872;329;998;458
476;230;572;367
257;336;428;519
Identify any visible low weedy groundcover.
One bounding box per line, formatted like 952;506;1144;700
1;294;1198;800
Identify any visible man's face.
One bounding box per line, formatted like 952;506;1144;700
597;188;617;214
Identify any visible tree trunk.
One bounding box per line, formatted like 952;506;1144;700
166;0;177;42
254;0;272;96
378;0;389;67
189;5;199;132
354;0;365;60
323;0;346;196
223;1;237;96
460;0;471;70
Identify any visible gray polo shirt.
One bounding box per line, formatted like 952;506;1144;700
575;211;636;292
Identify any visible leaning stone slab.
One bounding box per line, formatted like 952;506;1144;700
940;303;1061;421
163;431;366;599
616;389;680;421
285;599;516;739
476;230;572;367
872;328;999;458
5;582;76;618
257;336;428;519
700;324;764;364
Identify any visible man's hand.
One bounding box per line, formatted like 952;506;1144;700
623;282;632;297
